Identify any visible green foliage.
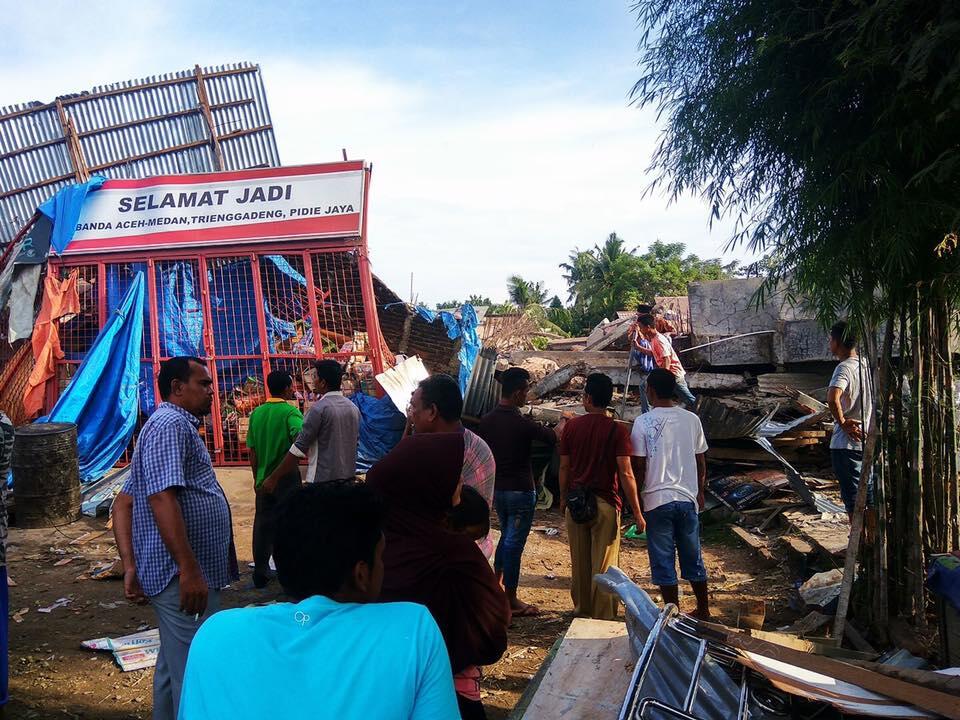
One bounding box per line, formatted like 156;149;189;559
436;300;461;310
466;294;492;307
630;0;960;325
560;233;732;332
530;336;550;350
487;302;516;315
507;275;550;308
547;305;577;335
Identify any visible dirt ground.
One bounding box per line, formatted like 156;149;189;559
6;469;798;719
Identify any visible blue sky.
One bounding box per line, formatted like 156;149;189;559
1;1;748;305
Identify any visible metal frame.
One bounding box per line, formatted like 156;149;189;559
618;605;754;720
47;231;385;466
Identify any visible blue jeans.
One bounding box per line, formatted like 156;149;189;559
628;350;652;413
645;500;707;586
675;379;696;408
494;490;537;590
831;449;873;514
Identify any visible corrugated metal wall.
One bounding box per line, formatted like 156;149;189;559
0;61;280;245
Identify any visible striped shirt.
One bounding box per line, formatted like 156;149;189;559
462;429;496;559
124;403;238;597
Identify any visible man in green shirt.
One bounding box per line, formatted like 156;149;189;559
247;371;304;588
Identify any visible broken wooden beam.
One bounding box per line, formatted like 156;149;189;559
696;621;960;720
729;525;777;566
528;361;587;401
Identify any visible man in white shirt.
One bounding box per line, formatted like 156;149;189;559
630;369;710;619
827;321;873;520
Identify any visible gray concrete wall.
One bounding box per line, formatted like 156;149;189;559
687;279;822;366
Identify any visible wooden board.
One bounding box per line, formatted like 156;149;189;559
522;618;633;719
729;525;777;566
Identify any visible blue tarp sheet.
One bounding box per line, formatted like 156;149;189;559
413;304;481;393
39;176;107;254
40;272;145;483
350;392;406;473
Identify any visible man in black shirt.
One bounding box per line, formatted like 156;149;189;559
478;368;561;616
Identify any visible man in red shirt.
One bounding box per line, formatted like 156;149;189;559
636;315;696;408
559;373;644;620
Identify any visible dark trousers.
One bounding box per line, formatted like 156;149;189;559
457;694;487;720
253;472;301;578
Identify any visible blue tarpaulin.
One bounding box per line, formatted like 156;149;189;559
38;176;107;255
39;272;145;483
350;392;406;473
413;304;481;393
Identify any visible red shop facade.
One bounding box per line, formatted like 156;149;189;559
46;161;385;466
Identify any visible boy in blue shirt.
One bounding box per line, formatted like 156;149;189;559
178;481;459;720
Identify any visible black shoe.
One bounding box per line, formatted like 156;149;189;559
252;571;271;589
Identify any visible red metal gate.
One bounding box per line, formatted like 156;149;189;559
49;240;384;466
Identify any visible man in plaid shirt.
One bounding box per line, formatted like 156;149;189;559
113;357;237;720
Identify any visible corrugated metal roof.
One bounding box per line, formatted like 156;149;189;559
0;62;279;244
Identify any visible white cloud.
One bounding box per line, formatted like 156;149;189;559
0;11;752;307
261;58;748;305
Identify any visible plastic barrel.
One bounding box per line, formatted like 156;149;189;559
12;422;81;528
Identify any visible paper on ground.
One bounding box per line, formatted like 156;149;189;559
83;628;160;671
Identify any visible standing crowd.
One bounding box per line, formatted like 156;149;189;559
109;304;729;719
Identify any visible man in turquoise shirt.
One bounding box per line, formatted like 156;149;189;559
178;481;460;720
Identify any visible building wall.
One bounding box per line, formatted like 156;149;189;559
373;277;460;377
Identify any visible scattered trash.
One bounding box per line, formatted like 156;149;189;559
11;608;29;623
7;575;15;587
98;602;121;610
799;569;844;609
83;628;160;672
545;573;556;580
38;597;72;613
54;556;79;567
533;526;560;537
69;530;108;545
85;559;122;581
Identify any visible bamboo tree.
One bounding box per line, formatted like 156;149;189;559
631;0;960;632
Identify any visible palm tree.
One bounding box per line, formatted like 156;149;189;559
506;275;549;308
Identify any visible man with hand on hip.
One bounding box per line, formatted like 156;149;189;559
112;356;237;720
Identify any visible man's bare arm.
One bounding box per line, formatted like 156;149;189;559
827;387;863;441
558;455;571;514
617;456;645;531
262;452;299;493
112;492;146;604
695;453;707;510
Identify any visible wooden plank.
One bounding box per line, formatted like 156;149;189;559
770;438;822;447
698;622;960;720
729;525;777;566
780;535;815;556
509;636;563;720
522;618;633;720
843;622;878;654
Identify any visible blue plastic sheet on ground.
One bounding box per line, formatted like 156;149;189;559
412;304;481;394
38;176;107;254
39;272;145;483
349;392;406;473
